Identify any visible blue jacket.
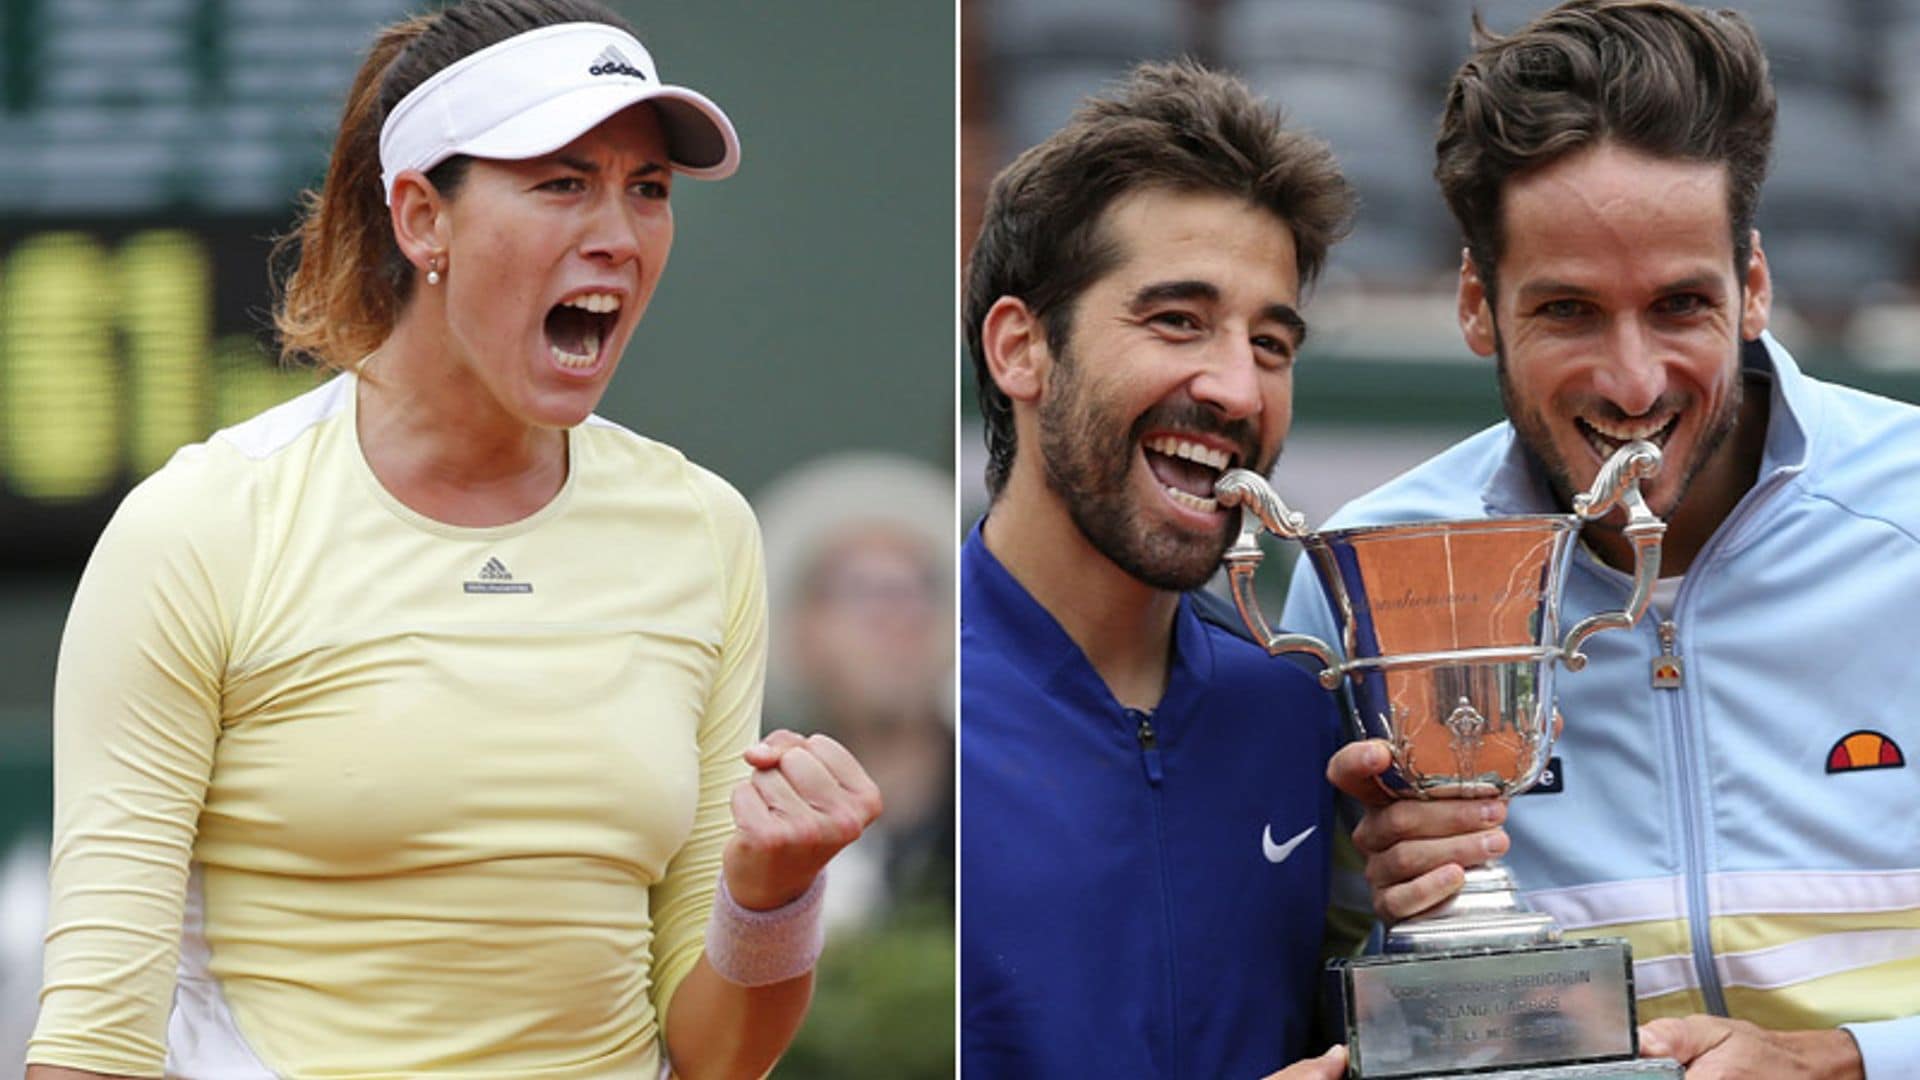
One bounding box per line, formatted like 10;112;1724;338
1282;336;1920;1078
961;523;1341;1079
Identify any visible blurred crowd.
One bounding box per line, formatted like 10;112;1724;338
966;0;1920;345
754;453;955;1076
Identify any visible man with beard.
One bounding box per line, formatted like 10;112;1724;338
1284;3;1920;1078
960;61;1357;1078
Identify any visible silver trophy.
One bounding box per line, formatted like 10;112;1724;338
1215;441;1682;1080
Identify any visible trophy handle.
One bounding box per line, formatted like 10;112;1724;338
1215;469;1342;690
1560;440;1667;671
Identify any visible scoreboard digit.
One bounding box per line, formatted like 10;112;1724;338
0;225;314;565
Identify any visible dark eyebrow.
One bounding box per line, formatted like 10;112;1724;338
549;154;668;179
1514;280;1598;306
1128;279;1308;345
1516;273;1726;307
1654;273;1724;294
1128;279;1219;311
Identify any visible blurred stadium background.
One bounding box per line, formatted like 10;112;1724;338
0;0;952;1073
961;0;1920;540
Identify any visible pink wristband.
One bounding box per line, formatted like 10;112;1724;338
704;873;828;986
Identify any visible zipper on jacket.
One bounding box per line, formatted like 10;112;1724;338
1660;467;1795;1016
1652;620;1684;689
1128;707;1179;1074
1135;711;1165;785
1654;614;1727;1015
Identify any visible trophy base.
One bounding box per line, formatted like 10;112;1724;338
1339;939;1649;1079
1429;1061;1683;1078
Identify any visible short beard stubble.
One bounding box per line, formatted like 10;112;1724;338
1036;339;1267;591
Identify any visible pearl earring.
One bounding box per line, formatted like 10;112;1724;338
426;257;442;286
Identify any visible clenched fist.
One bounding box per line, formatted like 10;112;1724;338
723;729;884;911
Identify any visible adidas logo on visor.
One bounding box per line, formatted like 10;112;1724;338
589;44;646;79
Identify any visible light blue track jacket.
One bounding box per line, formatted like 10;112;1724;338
1282;335;1920;1077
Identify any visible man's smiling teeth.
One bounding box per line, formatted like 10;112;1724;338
1576;414;1676;458
1165;488;1219;513
563;292;622;314
1142;435;1232;470
1584;415;1671;441
1142;434;1231;512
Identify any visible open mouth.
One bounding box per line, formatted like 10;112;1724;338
1142;434;1236;514
543;292;621;371
1574;412;1679;463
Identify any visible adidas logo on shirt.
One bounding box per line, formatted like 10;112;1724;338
464;557;532;594
589;45;646;79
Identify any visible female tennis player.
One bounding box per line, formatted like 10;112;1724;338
27;2;879;1076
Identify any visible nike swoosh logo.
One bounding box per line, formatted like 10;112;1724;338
1262;824;1316;864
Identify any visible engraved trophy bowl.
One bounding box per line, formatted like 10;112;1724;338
1214;440;1682;1079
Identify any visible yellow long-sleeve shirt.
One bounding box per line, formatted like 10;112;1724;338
29;374;764;1078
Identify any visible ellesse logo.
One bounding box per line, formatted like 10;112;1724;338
1516;755;1565;795
1826;730;1904;774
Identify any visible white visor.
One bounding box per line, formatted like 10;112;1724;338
378;22;740;204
